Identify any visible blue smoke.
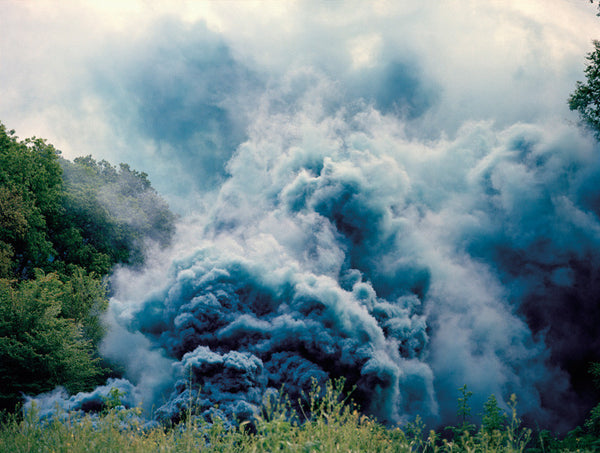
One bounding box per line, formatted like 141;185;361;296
44;77;589;433
20;11;600;433
25;379;138;419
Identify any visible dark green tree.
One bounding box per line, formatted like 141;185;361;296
0;122;175;279
0;273;102;410
0;124;63;278
569;40;600;137
0;121;175;412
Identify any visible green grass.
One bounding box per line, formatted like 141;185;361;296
0;379;598;452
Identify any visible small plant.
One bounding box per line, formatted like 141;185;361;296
446;384;476;440
505;393;531;453
102;387;125;412
406;414;426;450
481;394;506;434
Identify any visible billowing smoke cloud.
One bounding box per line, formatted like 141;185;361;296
7;0;600;434
81;71;598;432
25;378;139;419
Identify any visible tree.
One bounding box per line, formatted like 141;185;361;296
59;155;176;269
569;41;600;137
0;122;175;279
0;121;175;412
0;187;28;278
0;124;63;278
0;273;102;410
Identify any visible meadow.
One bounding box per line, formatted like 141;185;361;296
1;379;598;453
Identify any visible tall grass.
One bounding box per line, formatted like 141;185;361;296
0;379;598;452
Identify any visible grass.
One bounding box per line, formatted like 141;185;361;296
0;379;599;452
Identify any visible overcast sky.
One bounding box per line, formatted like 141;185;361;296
1;1;599;209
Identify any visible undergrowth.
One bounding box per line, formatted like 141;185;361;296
0;378;599;452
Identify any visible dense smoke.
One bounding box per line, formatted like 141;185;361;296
8;1;600;434
89;77;599;432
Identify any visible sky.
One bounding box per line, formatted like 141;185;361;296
1;0;598;209
5;0;600;432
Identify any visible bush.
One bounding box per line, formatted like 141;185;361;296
0;273;102;411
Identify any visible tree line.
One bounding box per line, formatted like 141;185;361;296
0;122;175;412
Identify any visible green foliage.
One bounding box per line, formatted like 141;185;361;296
0;121;175;278
585;403;600;437
524;362;600;452
0;379;411;452
568;363;600;449
482;394;506;435
58;268;109;347
103;387;126;412
1;379;574;453
504;394;531;452
0;121;175;413
0;123;63;278
446;384;476;439
0;273;102;411
59;155;176;269
569;40;600;138
436;387;533;452
457;385;473;424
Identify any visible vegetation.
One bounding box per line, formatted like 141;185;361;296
1;378;599;452
569;40;600;137
59;155;175;270
0;122;175;412
0;272;104;410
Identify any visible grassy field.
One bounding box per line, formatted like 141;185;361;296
1;380;598;452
